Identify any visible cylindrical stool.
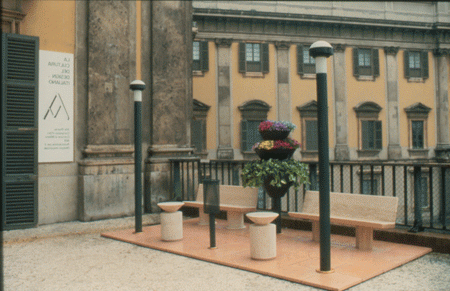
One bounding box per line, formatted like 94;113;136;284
160;211;183;241
246;212;279;260
157;202;184;242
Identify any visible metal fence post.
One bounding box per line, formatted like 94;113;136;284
410;166;424;232
172;160;181;201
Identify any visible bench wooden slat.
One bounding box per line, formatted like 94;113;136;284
302;191;398;223
287;212;396;229
288;190;399;250
183;184;258;229
194;184;258;207
183;201;256;213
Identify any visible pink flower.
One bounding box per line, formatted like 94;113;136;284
259;121;274;131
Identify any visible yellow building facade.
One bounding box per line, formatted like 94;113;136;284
192;1;450;162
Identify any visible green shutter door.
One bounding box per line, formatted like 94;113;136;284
1;33;39;230
297;45;304;75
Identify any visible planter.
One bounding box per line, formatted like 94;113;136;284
263;176;292;199
255;148;296;160
263;176;293;234
259;130;290;141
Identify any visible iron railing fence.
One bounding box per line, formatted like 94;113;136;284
169;159;450;232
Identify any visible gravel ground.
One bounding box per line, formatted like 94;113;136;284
3;216;450;291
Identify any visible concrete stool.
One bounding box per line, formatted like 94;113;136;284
246;212;279;260
157;202;184;241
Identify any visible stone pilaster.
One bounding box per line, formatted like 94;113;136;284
78;0;137;221
216;38;234;159
144;1;194;212
434;49;450;160
333;44;350;160
275;42;291;122
384;46;402;160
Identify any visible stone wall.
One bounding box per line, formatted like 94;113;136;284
77;0;137;221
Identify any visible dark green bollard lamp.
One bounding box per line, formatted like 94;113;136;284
309;41;334;273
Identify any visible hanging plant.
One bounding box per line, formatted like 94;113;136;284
241;158;309;190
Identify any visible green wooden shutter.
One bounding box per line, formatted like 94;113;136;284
361;120;370;149
373;49;380;77
305;119;318;151
191;119;203;153
2;33;39;230
297;45;304;75
239;42;246;72
262;43;269;73
200;41;209;72
404;50;410;78
375;120;382;149
241;120;248;151
412;120;424;149
353;48;359;77
421;51;428;79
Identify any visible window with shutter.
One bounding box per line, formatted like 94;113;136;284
354;101;383;156
241;120;263;152
404;102;430;157
297;100;318;159
192;99;210;158
362;179;379;195
412;120;424;149
305;119;318;151
2;33;39;230
353;47;379;79
361;120;382;150
297;45;315;76
193;41;209;73
238;100;270;154
238;42;269;76
245;120;263;152
404;50;428;80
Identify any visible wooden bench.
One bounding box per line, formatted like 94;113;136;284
288;191;398;250
184;184;258;229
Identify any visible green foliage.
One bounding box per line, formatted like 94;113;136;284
241;159;309;190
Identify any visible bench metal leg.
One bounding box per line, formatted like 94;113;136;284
312;221;320;242
356;227;373;250
226;211;245;229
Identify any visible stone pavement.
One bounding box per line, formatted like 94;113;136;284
3;215;450;291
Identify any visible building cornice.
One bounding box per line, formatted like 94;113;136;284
193;8;447;31
193;8;450;49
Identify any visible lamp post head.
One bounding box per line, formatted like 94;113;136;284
130;80;146;91
309;41;334;58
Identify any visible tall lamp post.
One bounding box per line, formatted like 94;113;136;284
309;41;334;273
130;80;146;233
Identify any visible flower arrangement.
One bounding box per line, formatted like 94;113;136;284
242;158;309;190
258;120;296;132
252;138;301;151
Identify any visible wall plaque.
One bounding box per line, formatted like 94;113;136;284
38;50;74;163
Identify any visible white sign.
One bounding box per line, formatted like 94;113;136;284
38;50;74;163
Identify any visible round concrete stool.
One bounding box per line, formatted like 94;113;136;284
157;202;184;241
246;212;279;260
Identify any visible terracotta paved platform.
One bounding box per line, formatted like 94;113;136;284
101;218;432;291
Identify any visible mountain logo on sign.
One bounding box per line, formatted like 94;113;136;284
43;93;70;120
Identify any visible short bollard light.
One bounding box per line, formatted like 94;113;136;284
203;179;220;249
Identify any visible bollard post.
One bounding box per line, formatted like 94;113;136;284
203;179;220;249
410;165;424;233
310;41;334;273
130;80;146;233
